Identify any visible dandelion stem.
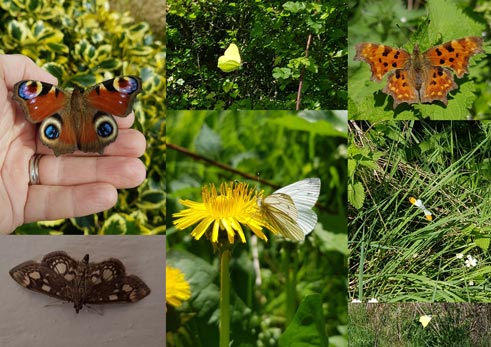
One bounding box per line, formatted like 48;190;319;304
283;242;297;324
219;247;231;347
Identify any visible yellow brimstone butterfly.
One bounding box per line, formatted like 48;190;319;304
409;197;433;221
218;43;241;72
419;314;432;328
257;178;321;241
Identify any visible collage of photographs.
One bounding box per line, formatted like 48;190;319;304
0;0;490;346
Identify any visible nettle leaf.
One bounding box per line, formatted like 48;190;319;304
348;182;365;210
279;294;328;347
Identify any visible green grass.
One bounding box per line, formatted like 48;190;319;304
349;303;491;347
348;121;491;302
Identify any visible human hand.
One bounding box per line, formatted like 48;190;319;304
0;54;147;234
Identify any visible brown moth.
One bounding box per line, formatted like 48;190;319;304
9;251;150;313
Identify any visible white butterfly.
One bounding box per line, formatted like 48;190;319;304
409;197;433;221
257;178;321;241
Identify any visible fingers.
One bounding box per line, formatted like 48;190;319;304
0;54;58;88
116;111;136;128
34;128;146;157
36;156;146;188
24;183;118;223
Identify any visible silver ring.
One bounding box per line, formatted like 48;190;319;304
29;154;43;185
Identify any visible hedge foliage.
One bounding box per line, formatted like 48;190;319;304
167;0;347;110
1;0;166;234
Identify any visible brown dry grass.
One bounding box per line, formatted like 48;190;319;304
108;0;165;40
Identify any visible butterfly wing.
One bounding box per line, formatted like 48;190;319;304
84;76;142;117
383;69;420;107
272;178;321;235
424;37;483;78
13;81;67;122
354;43;411;81
218;43;241;72
260;193;305;241
273;178;321;210
419;66;457;105
75;76;142;154
13;80;78;155
419;315;432;328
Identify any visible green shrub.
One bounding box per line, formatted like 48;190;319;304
167;0;347;110
1;0;166;234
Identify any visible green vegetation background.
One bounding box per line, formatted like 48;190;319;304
349;303;491;346
348;121;491;302
0;0;166;235
348;0;491;120
167;0;347;110
166;111;348;346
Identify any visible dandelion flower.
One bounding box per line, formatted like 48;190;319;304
166;266;191;308
173;181;268;244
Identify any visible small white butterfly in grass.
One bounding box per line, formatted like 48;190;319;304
257;178;321;241
419;314;432;328
409;197;433;221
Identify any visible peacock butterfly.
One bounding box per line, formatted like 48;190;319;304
12;76;142;156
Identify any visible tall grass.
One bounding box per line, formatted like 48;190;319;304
349;302;491;347
349;121;491;302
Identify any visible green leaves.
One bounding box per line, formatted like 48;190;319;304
167;0;346;109
279;295;329;347
6;2;165;235
348;0;486;120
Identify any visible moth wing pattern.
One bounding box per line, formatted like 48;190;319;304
85;271;151;305
9;256;75;302
9;251;151;313
83;258;150;304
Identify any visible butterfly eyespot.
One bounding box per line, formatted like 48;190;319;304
94;114;117;139
17;81;44;100
113;77;139;94
43;124;60;139
44;125;60;139
97;122;113;137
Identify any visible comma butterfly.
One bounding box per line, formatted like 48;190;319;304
354;37;484;108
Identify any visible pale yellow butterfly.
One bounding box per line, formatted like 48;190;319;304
257;178;321;241
409;197;433;221
419;314;432;328
218;43;241;72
